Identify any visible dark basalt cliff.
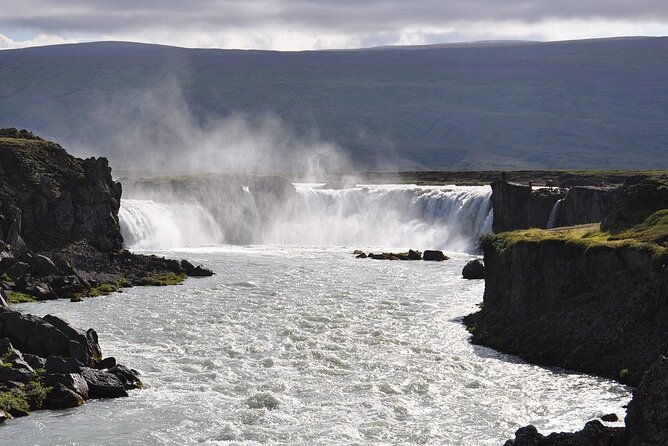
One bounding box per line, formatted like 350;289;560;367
490;181;564;232
466;233;668;386
0;128;212;303
555;186;617;228
491;180;618;232
0;128;122;253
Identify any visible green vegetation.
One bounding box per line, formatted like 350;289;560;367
5;291;36;304
486;209;668;263
0;376;51;418
138;272;186;286
620;368;630;382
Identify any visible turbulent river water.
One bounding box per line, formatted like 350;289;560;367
5;184;630;445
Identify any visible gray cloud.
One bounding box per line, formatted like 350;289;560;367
0;0;666;49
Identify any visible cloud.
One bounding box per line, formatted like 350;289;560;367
0;0;666;50
0;32;78;49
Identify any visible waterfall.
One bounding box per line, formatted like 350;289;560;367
547;198;564;229
119;184;493;253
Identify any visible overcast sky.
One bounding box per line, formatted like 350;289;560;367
1;0;667;50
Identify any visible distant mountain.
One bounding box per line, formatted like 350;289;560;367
0;38;667;171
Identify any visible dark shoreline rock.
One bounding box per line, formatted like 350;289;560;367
0;129;215;303
0;307;140;421
353;249;450;261
505;356;668;445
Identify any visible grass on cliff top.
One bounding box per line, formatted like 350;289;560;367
490;209;668;261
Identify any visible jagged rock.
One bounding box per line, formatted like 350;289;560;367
44;383;85;409
180;259;214;277
0;290;7;307
462;259;485;279
49;275;85;298
95;357;117;370
602;178;668;232
22;354;46;370
109;364;142;390
43;373;89;400
165;258;184;274
43;314;101;366
15;277;57;300
45;356;84;374
33;255;61;276
81;368;128;398
504;420;626;445
423;250;448;261
0;366;34;384
408;249;422;260
5;261;30;280
0;410;9;423
626;355;668;446
355;253;367;259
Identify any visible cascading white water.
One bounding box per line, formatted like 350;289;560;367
547;198;564;229
119;184;493;253
119;199;223;248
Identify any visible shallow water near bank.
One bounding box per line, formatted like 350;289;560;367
5;246;630;445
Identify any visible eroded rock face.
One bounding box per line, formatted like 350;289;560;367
0;133;123;253
491;181;565;232
602;178;668;232
466;237;668;386
626;356;668;446
555;186;617;228
0;308;141;417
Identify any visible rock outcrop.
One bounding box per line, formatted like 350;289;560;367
0;128;122;253
491;181;565;232
491;180;621;232
0;306;140;420
0;129;214;302
465;232;668;386
602;178;668;232
554;186;617;228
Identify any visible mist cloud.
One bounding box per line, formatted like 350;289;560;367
0;0;666;50
80;81;353;180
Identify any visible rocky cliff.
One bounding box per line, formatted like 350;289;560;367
0;128;122;253
491;181;619;232
490;181;564;232
554;186;617;228
0;129;212;303
465;220;668;386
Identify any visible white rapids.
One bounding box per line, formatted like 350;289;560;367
3;184;631;445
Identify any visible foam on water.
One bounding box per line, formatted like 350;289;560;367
5;247;631;445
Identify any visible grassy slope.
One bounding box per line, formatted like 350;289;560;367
490;209;668;262
0;38;667;170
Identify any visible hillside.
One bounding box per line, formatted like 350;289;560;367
0;38;667;170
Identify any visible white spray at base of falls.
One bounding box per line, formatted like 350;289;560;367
119;184;493;253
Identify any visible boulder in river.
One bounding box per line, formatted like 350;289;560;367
423;250;449;261
462;259;485;279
